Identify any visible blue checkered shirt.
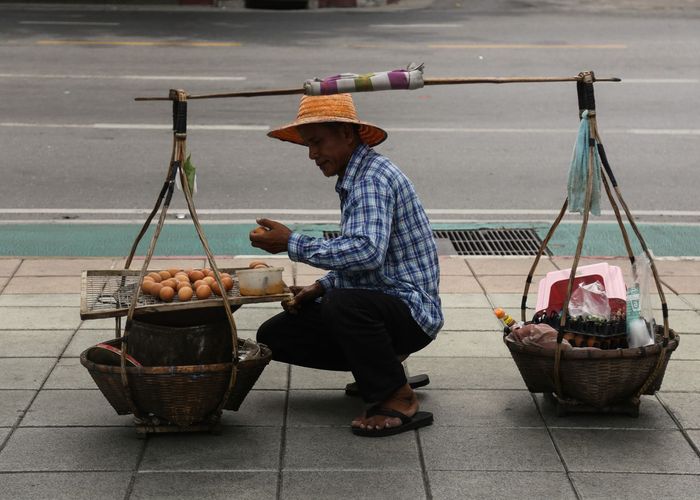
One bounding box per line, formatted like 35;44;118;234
287;144;443;338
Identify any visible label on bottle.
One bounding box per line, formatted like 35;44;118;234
626;284;641;329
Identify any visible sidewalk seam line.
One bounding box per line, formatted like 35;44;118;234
654;393;700;459
276;363;291;499
416;430;433;499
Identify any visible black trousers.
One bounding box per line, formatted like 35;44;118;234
256;288;432;403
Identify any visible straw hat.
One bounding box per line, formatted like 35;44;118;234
267;94;387;147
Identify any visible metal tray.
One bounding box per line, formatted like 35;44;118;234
80;268;291;320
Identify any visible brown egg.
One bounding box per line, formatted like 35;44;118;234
161;279;178;289
158;270;171;280
141;280;154;294
149;282;163;297
203;276;216;286
211;281;222;296
167;268;181;278
248;260;267;269
174;274;190;282
196;284;212;300
188;270;205;282
147;272;162;283
193;279;206;289
220;272;231;279
203;268;215;277
159;286;175;302
253;264;268;269
222;276;234;291
176;281;192;291
251;226;267;237
178;287;194;302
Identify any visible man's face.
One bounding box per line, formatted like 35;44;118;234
297;123;355;178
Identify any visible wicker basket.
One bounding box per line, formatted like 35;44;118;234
504;327;679;407
81;338;271;426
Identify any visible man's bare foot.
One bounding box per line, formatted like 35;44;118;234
351;383;418;432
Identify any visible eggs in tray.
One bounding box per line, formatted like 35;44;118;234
140;268;234;303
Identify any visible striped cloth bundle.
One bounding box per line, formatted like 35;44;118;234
304;62;424;96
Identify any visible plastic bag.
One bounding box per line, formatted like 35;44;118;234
627;253;656;348
568;280;611;321
507;323;572;351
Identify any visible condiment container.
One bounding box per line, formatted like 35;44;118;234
237;267;285;296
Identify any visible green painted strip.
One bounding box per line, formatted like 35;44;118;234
0;222;698;257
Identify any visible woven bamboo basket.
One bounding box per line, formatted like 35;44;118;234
503;72;679;411
80;338;271;425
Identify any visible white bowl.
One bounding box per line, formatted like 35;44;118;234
237;267;285;296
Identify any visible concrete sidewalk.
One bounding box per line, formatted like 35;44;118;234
0;255;699;499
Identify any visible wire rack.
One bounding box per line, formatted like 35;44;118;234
80;268;291;320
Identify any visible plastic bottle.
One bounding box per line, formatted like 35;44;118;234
493;308;523;332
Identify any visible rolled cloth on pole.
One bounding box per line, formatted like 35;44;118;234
567;110;602;215
304;62;425;96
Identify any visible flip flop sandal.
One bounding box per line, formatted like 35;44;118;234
344;374;430;397
352;405;434;438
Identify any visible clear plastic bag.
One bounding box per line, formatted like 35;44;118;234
568;280;611;321
627;253;656;348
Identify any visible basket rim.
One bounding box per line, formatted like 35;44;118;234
80;344;272;374
504;330;679;360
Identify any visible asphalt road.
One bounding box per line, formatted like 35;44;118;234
1;1;699;225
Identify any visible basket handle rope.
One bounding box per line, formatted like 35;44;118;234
521;71;672;402
117;89;241;421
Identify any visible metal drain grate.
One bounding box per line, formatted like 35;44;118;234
323;228;549;256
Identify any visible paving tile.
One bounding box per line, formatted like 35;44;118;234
282;470;425;500
486;294;539;318
252;361;288;390
442;307;501;331
16;258;114;277
439;293;491;308
0;293;81;307
3;276;82;294
233;307;281;330
651;293;694;310
0;259;21;277
21;389;132;427
287;390;365;427
139;426;281;471
414;330;508;358
670;333;700;361
284;427;420;471
478;275;548;294
660;360;700;392
78;317;118;329
421;427;563;471
688;430;700;451
0;427;142;471
44;358;95;389
663;276;700;294
0;472;131;500
467;256;557;275
220;390;285;427
418;389;542;427
439;275;482;293
115;258;207;271
571;472;700;500
0;358;55;389
406;357;527;390
63;329;114;357
0;276;8;290
654;259;700;276
658;392;700;429
0;330;73;357
535;394;678;429
664;310;700;334
430;471;575;500
0;390;35;426
438;256;472;276
551;429;700;473
132;471;278;500
683;294;700;309
0;306;81;330
289;365;355;390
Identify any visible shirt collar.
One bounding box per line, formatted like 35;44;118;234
335;143;370;195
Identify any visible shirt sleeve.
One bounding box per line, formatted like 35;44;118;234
316;272;336;291
286;177;394;272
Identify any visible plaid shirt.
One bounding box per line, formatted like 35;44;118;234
287;144;443;338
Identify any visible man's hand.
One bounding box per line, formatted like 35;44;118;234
249;218;292;254
282;282;325;315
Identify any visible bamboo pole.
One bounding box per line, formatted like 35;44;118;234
134;75;621;101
